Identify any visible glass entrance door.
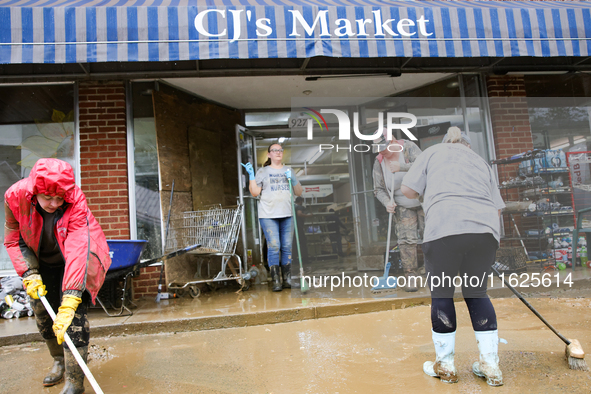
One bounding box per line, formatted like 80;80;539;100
236;125;262;266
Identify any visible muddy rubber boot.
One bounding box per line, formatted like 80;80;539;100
43;338;65;387
60;346;88;394
270;265;282;292
404;271;418;292
473;330;503;386
423;330;458;383
281;264;292;289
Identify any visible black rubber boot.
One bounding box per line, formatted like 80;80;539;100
270;265;282;292
60;346;87;394
43;338;65;387
281;264;292;289
404;271;418;292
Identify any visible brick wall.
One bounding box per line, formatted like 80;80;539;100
486;75;536;246
78;81;129;239
78;81;159;300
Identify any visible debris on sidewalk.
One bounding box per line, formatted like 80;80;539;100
0;276;34;319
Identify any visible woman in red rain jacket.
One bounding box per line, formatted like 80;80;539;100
4;158;111;394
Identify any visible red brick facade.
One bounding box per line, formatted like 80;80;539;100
487;75;536;245
78;81;158;300
78;81;130;239
487;75;534;158
130;266;162;297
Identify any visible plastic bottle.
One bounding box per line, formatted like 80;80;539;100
258;264;268;284
250;265;261;285
580;246;588;266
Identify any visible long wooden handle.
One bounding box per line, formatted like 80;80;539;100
491;266;570;345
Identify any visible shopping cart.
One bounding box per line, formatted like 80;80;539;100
167;204;252;298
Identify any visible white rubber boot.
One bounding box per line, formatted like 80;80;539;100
473;330;503;386
423;330;458;383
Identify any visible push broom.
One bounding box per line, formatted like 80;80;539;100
38;292;105;393
491;266;588;371
372;177;398;296
287;173;309;293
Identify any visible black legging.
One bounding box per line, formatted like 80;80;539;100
422;233;498;334
31;263;90;347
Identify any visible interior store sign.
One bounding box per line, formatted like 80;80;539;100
302;184;334;198
194;9;434;42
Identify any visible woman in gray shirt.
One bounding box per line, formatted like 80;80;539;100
242;144;302;292
402;127;505;387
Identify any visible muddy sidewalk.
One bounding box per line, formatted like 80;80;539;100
1;289;590;393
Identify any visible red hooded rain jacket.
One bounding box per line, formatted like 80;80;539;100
4;159;111;303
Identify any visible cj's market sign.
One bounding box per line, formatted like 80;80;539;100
194;9;434;41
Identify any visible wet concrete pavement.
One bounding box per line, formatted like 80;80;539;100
2;264;591;347
1;266;591;392
1;287;590;393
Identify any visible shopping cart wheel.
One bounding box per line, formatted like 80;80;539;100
189;285;200;298
174;289;185;297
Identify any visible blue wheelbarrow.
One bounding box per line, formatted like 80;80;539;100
96;240;201;317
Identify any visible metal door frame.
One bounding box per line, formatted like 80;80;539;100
236;124;262;265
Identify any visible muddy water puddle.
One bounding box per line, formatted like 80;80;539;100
1;293;590;393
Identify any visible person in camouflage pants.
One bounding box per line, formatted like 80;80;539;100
373;133;424;291
395;206;425;272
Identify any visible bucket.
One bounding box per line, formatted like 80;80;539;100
106;240;148;271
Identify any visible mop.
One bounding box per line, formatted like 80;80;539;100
491;266;588;371
287;173;309;293
39;292;105;394
371;177;398;296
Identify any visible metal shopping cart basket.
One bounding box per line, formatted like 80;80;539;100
166;204;249;298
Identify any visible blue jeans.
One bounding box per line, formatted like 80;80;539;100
260;217;293;267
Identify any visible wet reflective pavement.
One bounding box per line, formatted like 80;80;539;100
1;288;590;393
2;266;591;346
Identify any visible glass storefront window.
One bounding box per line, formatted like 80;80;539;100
132;82;162;260
525;74;591;153
0;83;75;272
528;99;591;153
350;75;493;259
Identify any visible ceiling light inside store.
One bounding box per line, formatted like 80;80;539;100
302;90;312;95
278;137;286;143
505;71;571;76
305;72;401;81
447;81;459;88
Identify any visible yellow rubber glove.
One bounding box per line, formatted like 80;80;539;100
52;295;82;345
22;274;47;299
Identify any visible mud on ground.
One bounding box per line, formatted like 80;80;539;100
1;288;590;393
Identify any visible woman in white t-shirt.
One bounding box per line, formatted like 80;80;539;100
241;144;302;292
402;127;505;387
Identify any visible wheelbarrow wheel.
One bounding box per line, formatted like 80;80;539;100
189;286;200;298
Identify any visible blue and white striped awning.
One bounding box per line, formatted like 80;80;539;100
1;0;591;64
